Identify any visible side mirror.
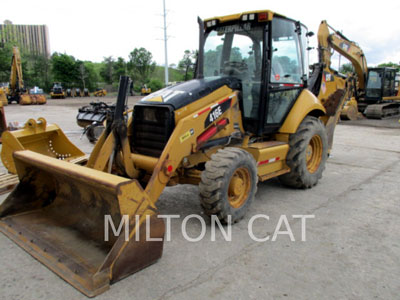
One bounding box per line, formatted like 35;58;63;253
306;31;314;37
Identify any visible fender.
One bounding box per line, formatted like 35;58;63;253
279;89;326;134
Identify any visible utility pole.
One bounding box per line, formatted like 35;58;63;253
163;0;169;86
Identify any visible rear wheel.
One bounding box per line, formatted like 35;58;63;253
199;148;258;224
279;116;328;188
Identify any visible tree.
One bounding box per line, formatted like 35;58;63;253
148;79;163;92
83;62;99;91
127;47;156;85
339;63;354;74
0;43;13;82
112;57;127;82
178;49;197;80
28;54;52;91
51;53;79;88
99;56;114;84
204;45;223;77
378;62;400;72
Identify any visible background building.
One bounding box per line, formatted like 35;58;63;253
0;20;50;57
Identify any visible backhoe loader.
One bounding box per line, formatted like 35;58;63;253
0;11;359;297
94;88;107;97
7;47;46;105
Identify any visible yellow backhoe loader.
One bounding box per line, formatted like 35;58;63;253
140;84;151;95
94;88;107;97
7;47;46;105
0;11;360;297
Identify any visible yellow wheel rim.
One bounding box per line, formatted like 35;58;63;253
306;135;323;174
228;167;251;208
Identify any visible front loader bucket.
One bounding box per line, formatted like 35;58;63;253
0;151;165;297
19;94;47;105
1;118;85;174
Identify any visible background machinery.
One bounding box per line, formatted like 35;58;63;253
0;11;363;297
362;67;400;118
66;88;72;97
94;88;107;97
7;47;46;105
140;84;151;95
74;88;82;97
50;82;66;99
0;86;7;106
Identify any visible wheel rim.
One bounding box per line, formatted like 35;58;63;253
228;167;251;208
306;135;323;174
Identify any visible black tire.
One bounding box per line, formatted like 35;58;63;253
279;116;328;189
199;148;258;224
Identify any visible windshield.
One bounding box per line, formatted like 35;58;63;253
366;71;382;89
203;23;264;118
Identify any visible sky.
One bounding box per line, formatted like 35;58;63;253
2;0;400;67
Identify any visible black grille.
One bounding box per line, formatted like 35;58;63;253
131;105;174;157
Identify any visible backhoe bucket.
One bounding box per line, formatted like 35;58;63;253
0;151;165;297
1;118;85;174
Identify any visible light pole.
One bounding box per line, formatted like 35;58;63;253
163;0;169;86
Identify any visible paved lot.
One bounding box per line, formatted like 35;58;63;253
0;99;399;300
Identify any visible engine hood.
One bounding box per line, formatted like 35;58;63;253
138;77;241;110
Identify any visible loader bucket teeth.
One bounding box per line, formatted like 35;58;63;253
0;151;165;297
1;118;85;174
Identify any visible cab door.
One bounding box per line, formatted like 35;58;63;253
261;17;308;134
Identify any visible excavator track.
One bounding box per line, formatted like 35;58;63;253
364;103;400;119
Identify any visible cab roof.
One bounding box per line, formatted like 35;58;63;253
204;10;285;23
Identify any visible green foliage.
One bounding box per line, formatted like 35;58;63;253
339;63;354;74
81;61;99;91
0;43;13;82
178;49;197;80
113;57;127;82
99;56;114;84
0;46;200;93
204;45;222;77
127;48;156;84
377;62;400;71
148;79;163;92
27;54;52;91
51;53;79;88
152;66;185;83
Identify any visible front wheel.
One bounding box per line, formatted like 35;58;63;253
199;148;258;224
279;116;328;189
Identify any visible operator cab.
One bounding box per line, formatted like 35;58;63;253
201;11;309;135
365;67;397;102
